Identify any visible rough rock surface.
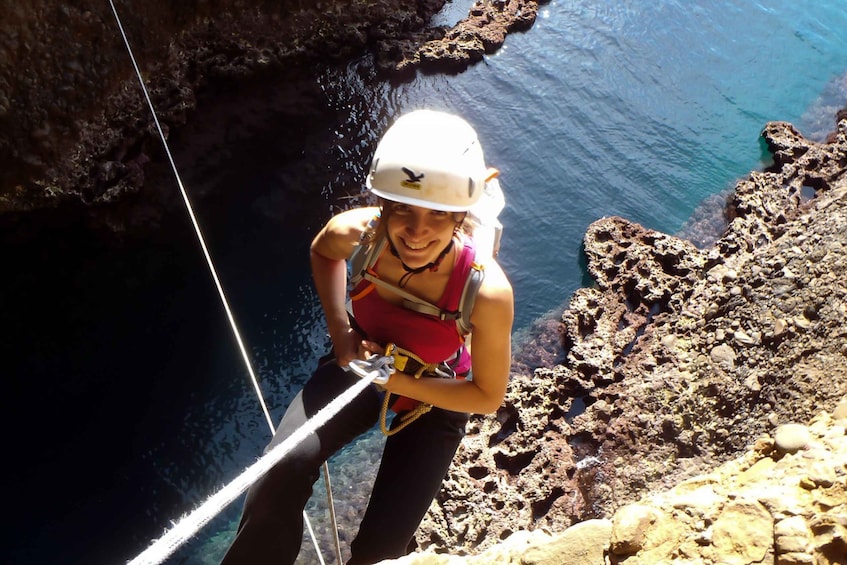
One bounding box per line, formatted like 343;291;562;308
0;0;544;222
384;402;847;564
6;4;847;563
411;0;544;74
404;114;847;560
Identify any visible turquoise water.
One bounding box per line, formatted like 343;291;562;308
3;1;846;564
315;0;847;331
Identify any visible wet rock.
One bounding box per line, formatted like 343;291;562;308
413;0;547;74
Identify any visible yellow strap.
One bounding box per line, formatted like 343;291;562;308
377;342;441;435
379;392;432;436
384;342;440;378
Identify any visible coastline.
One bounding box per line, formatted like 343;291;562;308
406;112;847;562
3;4;846;563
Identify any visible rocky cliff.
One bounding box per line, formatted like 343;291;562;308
0;0;543;224
389;403;847;564
4;3;846;564
400;114;847;562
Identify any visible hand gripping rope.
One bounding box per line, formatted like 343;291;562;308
108;2;345;563
346;353;395;385
346;344;459;436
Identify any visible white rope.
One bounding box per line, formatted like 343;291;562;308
127;374;378;565
107;2;344;563
323;461;343;565
304;512;327;565
106;0;275;434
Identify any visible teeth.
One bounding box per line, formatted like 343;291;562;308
405;241;428;250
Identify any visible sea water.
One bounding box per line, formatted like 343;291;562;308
3;1;846;564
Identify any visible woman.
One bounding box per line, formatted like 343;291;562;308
221;109;514;565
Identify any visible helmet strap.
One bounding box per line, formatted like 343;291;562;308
388;237;455;288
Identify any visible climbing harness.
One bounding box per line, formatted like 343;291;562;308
108;2;342;564
345;178;508;437
346;343;464;436
381;395;432;436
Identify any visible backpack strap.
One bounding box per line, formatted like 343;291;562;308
349;214;384;286
456;261;484;336
348;230;484;336
363;274;456;320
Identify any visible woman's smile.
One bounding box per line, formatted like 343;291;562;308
394;237;442;270
385;203;459;268
399;237;435;252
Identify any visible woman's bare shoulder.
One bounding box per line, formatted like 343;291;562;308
474;260;514;321
481;259;512;292
321;206;380;242
327;206;380;234
313;206;380;260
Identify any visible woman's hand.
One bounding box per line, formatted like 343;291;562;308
333;332;384;368
357;339;384;360
330;327;361;368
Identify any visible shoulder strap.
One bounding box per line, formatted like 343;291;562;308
348;231;484;335
456;261;484;336
349;215;384;286
364;273;451;318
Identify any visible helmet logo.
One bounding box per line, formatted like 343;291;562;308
401;167;424;190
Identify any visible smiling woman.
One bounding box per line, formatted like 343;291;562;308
5;1;847;562
219;109;515;565
377;202;464;285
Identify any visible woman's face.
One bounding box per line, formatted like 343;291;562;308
384;202;459;269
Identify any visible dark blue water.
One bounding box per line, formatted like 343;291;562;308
3;1;846;564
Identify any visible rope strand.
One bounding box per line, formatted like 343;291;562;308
108;2;343;562
127;374;378;565
107;0;275;433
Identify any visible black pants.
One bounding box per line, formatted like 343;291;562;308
220;360;469;565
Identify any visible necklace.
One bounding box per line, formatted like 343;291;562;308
388;237;455;288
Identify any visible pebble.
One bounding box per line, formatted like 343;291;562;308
774;423;810;454
834;398;847;420
710;344;736;369
793;316;812;330
734;330;759;346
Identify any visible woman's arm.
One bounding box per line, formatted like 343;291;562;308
378;261;514;414
310;207;379;367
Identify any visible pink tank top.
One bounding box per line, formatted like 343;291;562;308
350;237;476;374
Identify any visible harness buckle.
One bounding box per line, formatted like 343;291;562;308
384;342;457;379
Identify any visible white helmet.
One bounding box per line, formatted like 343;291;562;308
366;109;488;212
